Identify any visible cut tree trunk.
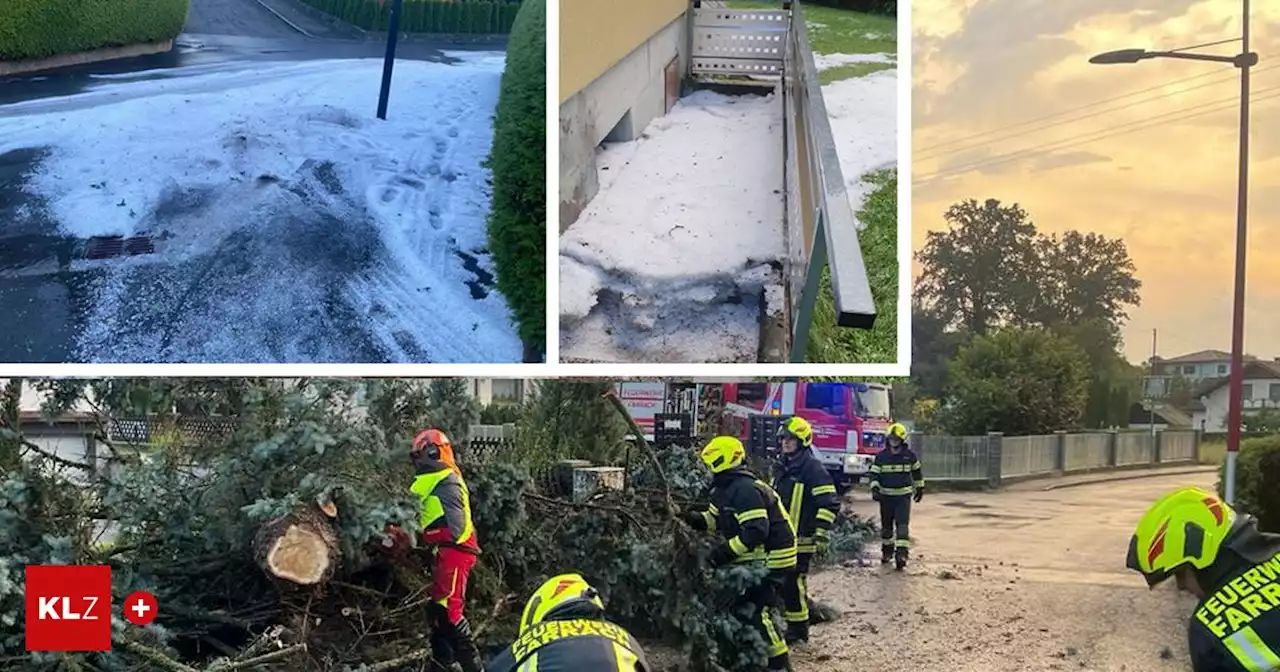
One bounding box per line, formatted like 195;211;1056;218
253;507;341;586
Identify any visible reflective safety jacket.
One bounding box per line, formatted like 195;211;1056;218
771;448;839;555
483;618;650;672
691;467;798;571
869;447;924;498
1187;525;1280;672
411;459;480;554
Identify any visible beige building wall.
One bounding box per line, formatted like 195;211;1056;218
560;0;687;103
559;0;690;231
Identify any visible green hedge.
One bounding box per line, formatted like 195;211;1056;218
1218;434;1280;533
300;0;521;34
0;0;190;61
485;0;544;352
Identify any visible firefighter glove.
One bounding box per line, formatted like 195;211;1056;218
683;510;705;527
707;543;734;568
870;489;882;503
914;488;924;503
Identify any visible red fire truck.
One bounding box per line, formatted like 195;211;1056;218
616;380;893;487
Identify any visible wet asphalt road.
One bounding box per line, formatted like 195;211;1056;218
0;0;512;363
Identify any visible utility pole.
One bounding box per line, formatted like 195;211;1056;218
1149;328;1158;438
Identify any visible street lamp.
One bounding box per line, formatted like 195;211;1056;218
1089;0;1257;504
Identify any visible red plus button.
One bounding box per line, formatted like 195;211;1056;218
123;591;158;626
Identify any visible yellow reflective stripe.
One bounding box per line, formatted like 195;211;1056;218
614;641;640;672
811;484;837;496
1225;626;1280;671
736;508;768;524
784;574;810;622
796;542;817;554
762;607;788;657
813;528;829;539
788;484;804;530
736;549;766;561
815;508;837;523
894;538;910;548
868;464;881;473
914;480;925;488
879;464;912;473
911;461;922;471
701;510;716;532
729;536;749;556
517;652;537;672
708;504;720;515
881;486;914;496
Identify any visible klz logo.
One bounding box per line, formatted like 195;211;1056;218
25;565;112;651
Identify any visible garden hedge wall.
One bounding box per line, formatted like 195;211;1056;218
0;0;189;61
485;0;544;352
300;0;521;34
1219;434;1280;533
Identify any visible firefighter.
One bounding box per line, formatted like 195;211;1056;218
771;417;839;645
410;429;484;672
868;422;923;570
683;436;797;671
1126;486;1280;671
484;573;650;672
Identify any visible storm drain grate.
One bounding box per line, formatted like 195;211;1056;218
84;235;155;260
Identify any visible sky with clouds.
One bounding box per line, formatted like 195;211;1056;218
912;0;1279;363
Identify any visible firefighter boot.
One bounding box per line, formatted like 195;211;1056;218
785;620;810;645
881;542;894;565
895;546;909;571
452;618;484;672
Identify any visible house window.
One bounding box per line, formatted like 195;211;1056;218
1218;364;1228;375
1271;383;1280;402
1183;365;1196;375
492;379;523;402
1242;384;1253;401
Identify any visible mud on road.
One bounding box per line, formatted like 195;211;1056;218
790;470;1218;671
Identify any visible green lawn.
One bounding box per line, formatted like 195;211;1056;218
727;1;896;56
819;61;895;85
805;170;897;363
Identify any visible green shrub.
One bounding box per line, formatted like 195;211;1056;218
1218;434;1280;533
297;0;521;34
0;0;190;62
485;0;545;353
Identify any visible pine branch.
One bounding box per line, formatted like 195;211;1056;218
366;649;434;671
118;640;200;672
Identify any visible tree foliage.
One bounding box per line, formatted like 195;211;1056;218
941;328;1091;435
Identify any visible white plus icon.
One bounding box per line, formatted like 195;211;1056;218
131;599;151;619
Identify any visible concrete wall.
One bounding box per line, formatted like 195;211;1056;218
559;1;688;230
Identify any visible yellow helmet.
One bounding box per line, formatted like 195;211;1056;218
887;423;908;440
700;436;746;474
777;417;814;447
1125;487;1237;587
518;573;605;634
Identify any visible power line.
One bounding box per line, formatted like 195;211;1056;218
914;87;1280;183
916;70;1273;161
916;63;1277;156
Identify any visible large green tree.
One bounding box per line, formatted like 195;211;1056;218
1032;230;1142;332
915;199;1039;335
942;327;1091;435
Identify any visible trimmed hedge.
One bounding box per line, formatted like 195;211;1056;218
300;0;521;34
1218;434;1280;533
485;0;544;352
0;0;190;61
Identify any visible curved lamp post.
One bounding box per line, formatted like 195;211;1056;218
1089;1;1257;504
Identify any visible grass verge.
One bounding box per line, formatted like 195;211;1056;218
805;170;897;363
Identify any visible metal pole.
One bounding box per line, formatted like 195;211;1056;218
1149;328;1157;438
376;0;405;120
1224;0;1251;504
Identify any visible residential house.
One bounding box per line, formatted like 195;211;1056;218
1190;360;1280;431
1155;349;1259;383
560;0;687;229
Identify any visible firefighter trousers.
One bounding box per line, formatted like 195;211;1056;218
879;495;911;555
780;554;813;627
740;571;790;670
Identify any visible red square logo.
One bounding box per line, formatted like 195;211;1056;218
25;565;112;651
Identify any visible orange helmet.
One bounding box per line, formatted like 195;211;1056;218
412;429;459;475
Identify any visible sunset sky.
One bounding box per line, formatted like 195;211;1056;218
912;0;1279;364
